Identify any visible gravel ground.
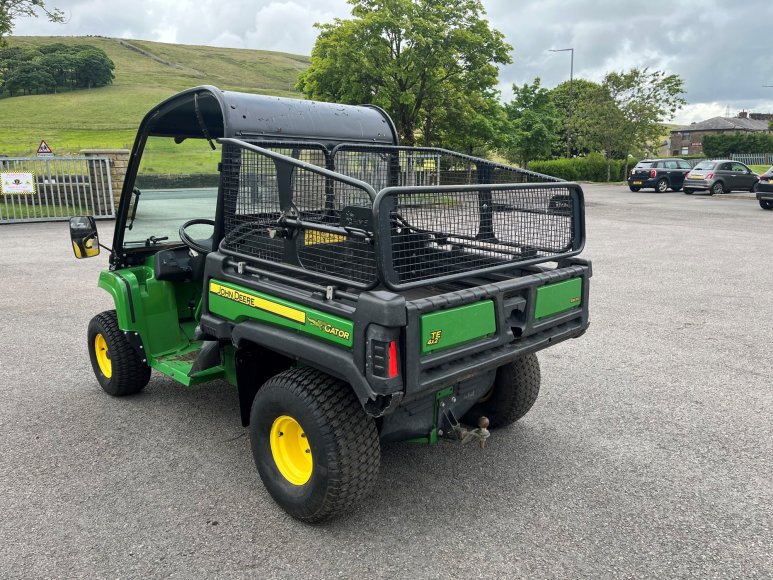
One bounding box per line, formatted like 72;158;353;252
1;184;771;579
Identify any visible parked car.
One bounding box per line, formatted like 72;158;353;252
683;160;759;195
627;158;692;192
756;165;773;210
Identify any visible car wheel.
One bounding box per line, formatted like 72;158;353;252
249;367;380;522
760;200;773;210
683;188;694;195
87;310;151;396
750;182;759;193
655;178;669;193
462;353;541;429
710;181;725;195
628;185;641;192
671;186;682;192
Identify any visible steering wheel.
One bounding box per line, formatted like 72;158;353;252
179;218;215;254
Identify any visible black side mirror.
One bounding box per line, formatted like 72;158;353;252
69;216;100;259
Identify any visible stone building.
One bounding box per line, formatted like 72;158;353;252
669;112;771;156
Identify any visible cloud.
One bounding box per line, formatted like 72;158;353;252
11;0;773;122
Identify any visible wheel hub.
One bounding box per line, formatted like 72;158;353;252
270;415;313;485
94;333;112;378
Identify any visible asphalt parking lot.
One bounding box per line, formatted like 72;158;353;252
1;184;771;579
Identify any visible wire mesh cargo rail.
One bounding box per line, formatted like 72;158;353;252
218;138;585;291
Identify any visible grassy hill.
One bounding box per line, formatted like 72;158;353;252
0;36;309;156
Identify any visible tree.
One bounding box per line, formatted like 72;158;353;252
575;83;629;180
297;0;512;147
549;78;604;157
502;77;559;167
0;1;64;45
603;68;686;174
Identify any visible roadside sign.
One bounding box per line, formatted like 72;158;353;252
1;172;36;195
37;140;54;156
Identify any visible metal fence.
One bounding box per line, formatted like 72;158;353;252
729;153;773;166
0;157;114;224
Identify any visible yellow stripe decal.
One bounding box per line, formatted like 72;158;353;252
209;282;306;324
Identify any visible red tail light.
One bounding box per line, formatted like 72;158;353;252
388;340;399;378
650;169;656;178
706;172;713;180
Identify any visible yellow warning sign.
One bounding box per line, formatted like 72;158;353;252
304;229;347;246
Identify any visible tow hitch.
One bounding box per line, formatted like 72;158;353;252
442;409;491;448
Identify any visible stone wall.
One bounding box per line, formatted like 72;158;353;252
80;149;130;209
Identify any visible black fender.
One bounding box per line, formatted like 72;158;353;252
231;321;400;419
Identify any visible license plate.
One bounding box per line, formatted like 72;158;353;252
632;180;642;185
688;173;702;179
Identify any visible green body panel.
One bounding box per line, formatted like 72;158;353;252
208;279;354;348
534;277;583;320
98;263;233;386
420;300;496;354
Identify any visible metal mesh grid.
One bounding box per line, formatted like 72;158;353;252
332;145;561;188
220;142;378;287
379;185;579;288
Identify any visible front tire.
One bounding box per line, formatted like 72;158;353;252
655;178;669;193
249;367;380;522
463;353;541;429
760;200;773;210
87;310;151;396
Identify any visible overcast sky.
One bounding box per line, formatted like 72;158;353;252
13;0;773;124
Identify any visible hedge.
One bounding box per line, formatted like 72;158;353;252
528;153;639;182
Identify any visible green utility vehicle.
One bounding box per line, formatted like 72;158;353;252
70;86;591;522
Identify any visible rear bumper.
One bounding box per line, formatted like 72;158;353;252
683;178;711;190
401;258;591;401
627;177;657;188
757;183;773;201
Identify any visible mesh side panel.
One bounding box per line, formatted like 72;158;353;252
332;145;561;187
220;143;377;287
381;185;577;287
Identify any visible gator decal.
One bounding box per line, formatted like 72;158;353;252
304;229;347;246
208;280;354;348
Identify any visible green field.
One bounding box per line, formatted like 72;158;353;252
0;36;309;158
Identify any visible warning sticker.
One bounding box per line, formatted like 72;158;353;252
0;172;36;195
304;229;347;246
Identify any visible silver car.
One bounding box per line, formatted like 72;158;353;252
683;160;759;195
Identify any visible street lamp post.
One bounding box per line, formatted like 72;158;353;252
549;47;574;158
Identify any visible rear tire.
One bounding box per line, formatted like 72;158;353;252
760;200;773;210
683;188;694;195
750;182;759;193
462;353;541;429
671;186;682;192
628;185;641;192
249;367;380;522
655;178;669;193
87;310;151;396
710;181;725;195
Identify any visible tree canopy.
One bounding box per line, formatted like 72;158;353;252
0;1;63;45
0;43;114;96
296;0;512;147
502;77;559;167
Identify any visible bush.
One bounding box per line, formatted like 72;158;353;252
703;132;773;157
529;153;639;182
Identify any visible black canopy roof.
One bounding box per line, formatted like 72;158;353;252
139;85;399;147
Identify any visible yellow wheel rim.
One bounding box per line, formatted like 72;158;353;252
94;333;112;378
270;415;312;486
